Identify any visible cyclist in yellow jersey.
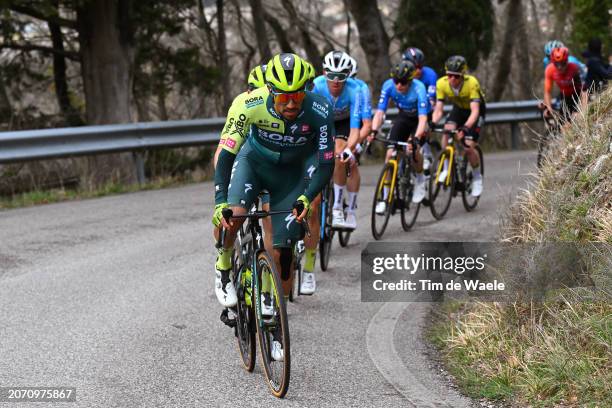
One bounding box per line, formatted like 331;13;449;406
432;55;485;197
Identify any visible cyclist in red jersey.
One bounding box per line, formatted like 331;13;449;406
543;47;586;121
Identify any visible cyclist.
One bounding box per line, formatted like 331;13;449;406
543;40;586;82
369;59;429;214
212;52;335;348
543;47;586;122
312;51;362;230
402;47;437;114
581;38;611;95
402;47;438;169
432;55;485;197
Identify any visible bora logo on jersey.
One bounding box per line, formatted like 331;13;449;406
245;96;264;108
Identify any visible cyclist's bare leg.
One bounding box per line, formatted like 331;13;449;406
261;202;273;251
464;139;480;167
333;137;348;186
346;161;360;192
272;248;294;298
304;194;321;251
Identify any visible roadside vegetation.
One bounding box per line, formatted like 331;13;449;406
429;87;612;407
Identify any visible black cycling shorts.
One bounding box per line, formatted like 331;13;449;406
447;106;484;142
334;118;350;141
389;112;419;142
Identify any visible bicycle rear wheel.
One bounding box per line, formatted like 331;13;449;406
319;183;334;271
429;149;454;220
255;250;290;398
462;145;484;211
371;162;394;240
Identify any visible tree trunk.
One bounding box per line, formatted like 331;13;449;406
76;0;137;186
248;0;272;62
514;0;532;100
345;0;390;98
281;1;321;65
343;0;351;53
263;11;295;54
217;0;231;112
491;0;521;101
48;0;83;126
0;72;11;125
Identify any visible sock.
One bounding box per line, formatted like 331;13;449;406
215;247;232;270
333;183;345;209
416;173;425;183
348;191;358;212
303;248;316;273
383;186;389;200
422;142;432;157
473;167;481;179
442;159;449;172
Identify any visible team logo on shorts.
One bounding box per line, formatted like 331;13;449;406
301;124;311;133
324;151;334;160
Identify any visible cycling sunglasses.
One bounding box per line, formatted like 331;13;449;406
447;73;463;79
325;72;349;82
269;88;306;104
393;77;411;85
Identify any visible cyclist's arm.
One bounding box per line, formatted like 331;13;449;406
416;114;428;138
346;90;362;150
543;66;554;111
359;119;372;143
465;101;480;129
371;109;385;133
432;101;445;124
303;115;335;201
214;149;235;205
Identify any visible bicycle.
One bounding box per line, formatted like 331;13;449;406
537;102;561;168
337;151;353;247
370;125;421;240
218;202;308;398
318;155;353;270
428;126;484;220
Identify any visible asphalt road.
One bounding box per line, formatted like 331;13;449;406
0;150;536;407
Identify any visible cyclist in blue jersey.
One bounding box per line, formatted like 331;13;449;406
368;60;429;214
402;47;437;113
402;47;437;169
312;51;362;230
348;56;373;144
543;40;587;82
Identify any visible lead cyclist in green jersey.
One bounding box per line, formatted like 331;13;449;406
213;53;334;314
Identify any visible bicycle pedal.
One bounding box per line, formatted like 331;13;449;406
220;308;237;328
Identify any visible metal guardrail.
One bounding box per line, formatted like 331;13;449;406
0;100;541;182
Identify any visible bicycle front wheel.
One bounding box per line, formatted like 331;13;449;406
255;250;290;398
399;171;420;231
462;145;484;211
371;162;394;240
429;149;454;220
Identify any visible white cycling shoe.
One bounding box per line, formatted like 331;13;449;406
215;267;237;308
437;169;449;183
271;340;284;361
300;271;316;295
412;179;427;203
261;292;274;317
344;212;357;230
332;208;346;228
375;201;387;215
471;176;483;197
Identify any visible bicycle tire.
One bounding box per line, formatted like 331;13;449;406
232;238;256;372
371;162;394;240
255;250;290;398
399;164;420;231
462;145;484;211
338;229;351;247
319;183;334;271
429;149;454;220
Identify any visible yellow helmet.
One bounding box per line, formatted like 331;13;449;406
265;53;310;92
247;64;266;91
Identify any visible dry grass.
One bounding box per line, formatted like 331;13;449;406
430;88;612;407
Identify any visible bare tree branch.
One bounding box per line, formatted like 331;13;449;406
9;5;77;29
263;11;294;54
280;0;321;64
0;43;80;60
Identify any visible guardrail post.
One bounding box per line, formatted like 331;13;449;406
510;123;519;150
133;152;146;185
